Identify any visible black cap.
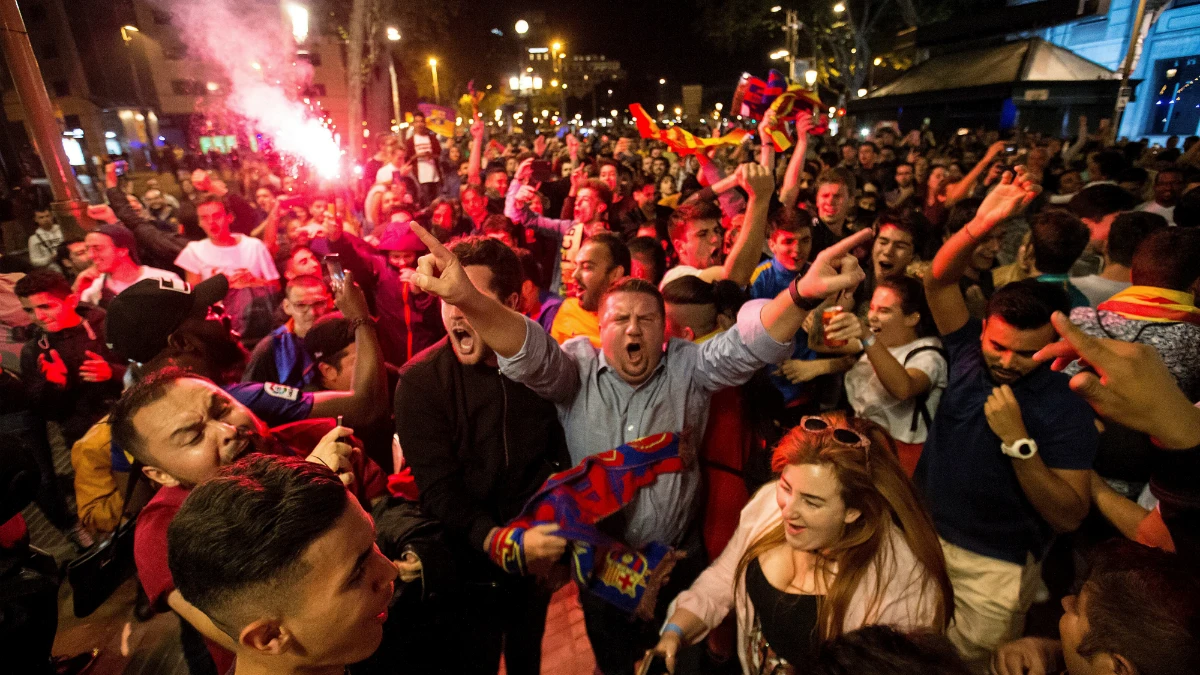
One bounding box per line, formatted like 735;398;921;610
106;275;229;363
304;312;353;366
92;223;140;265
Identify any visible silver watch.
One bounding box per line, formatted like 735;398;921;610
1001;438;1038;459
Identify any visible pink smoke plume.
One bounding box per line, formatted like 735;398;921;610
151;0;342;179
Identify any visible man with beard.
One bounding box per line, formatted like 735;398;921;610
117;366;386;675
919;171;1099;671
406;221;872;675
395;237;571;675
507;160;612;295
549;232;629;347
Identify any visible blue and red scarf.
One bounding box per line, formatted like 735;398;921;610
488;433;686;619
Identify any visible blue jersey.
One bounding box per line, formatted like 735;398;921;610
749;258;817;404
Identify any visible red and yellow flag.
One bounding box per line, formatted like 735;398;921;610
1097;286;1200;325
629;103;749;156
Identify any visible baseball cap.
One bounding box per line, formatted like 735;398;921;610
92;223;140;264
106;274;229;363
304;312;353;367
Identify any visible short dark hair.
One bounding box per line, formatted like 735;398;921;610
876;275;935;337
583;231;631;277
1076;541;1200;675
984;278;1069;329
168;454;348;634
14;269;72;299
195;194;227;212
1029;209;1090;275
668;200;722;243
110;366;196;465
943;198;983;236
813;625;972;675
1174;187;1200;228
450;236;522;300
599;276;665;318
1132;227;1200;290
816;167;856;195
579;179;614;213
627;236;667;286
285;273;327;297
859;141;878;153
1068;184;1137;221
1092;149;1126;181
1107;211;1167;267
874;210;928;259
661;275;715;306
769;207;814;238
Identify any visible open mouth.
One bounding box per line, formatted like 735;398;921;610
877;260;895;274
869;325;882;334
625;342;645;364
785;521;806;536
450;327;475;353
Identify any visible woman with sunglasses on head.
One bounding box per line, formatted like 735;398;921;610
644;413;952;675
843;276;948;477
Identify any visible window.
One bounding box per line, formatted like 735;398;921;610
51;80;69;97
1144;55;1200;136
304;84;327;97
39;41;57;59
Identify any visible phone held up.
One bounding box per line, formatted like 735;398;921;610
323;254;346;295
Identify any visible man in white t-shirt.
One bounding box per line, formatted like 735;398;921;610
174;196;279;291
1137;167;1184;226
79;223;181;308
174;196;280;346
405;113;442;207
28;209;64;270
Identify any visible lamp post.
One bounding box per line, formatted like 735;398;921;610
0;0;86;229
120;26;145;108
429;57;439;103
805;69;818;89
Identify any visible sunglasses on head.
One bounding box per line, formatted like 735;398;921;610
799;417;871;466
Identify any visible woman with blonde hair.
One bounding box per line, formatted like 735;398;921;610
646;413;952;674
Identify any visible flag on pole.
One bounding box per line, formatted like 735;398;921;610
416;103;457;138
628;103;749;156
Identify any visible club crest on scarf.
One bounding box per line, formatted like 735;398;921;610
732;69;829;151
487;432;687;619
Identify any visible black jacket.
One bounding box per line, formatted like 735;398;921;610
394;339;569;555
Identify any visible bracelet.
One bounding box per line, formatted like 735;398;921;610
661;623;685;639
789;278;824;311
349;317;376;332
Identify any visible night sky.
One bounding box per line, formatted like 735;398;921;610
455;0;778;111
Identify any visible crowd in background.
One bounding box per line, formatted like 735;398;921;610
3;105;1200;675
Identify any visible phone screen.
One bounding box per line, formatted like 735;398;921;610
323;254;345;294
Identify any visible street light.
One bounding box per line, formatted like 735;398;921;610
833;2;845;13
857;87;868;98
873;57;882;66
805;70;818;87
656;103;664;112
387;26;401;41
509;76;520;90
674;106;682;116
287;3;309;44
610;109;618;117
550;79;558;87
659;78;666;85
770;5;782;11
770;49;789;60
715;102;723;111
429;57;439;103
515;19;529;35
552;41;561;51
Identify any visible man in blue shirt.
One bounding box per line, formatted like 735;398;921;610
920;172;1098;671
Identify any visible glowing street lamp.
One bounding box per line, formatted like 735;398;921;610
659;78;666;85
715;102;723;111
610;109;618;117
770;5;782;12
429;57;440;103
674;106;682;116
833;2;846;13
287;3;309;44
542;110;550;118
515;19;529;35
509;76;520;90
770;49;789;60
656;103;665;112
387;26;401;42
857;88;868;98
805;70;818;87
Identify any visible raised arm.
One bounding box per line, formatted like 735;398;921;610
308;272;388;427
926;170;1040;335
778;116;814;209
944;142;1005;206
467;115;484;186
757;110;777;171
1089;472;1150;541
722;163;773;286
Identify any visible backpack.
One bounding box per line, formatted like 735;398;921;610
903;345;947;434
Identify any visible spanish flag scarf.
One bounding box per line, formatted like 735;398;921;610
1097;286;1200;325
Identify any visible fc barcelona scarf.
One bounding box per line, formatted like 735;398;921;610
629;104;750;156
488;433;687;620
1097;286;1200;326
731;69;828;151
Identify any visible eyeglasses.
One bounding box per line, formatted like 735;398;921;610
799;416;871;467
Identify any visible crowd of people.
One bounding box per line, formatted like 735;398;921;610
3;105;1200;675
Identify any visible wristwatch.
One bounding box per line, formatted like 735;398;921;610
1001;438;1038;459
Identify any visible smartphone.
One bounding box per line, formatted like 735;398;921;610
323;254;345;294
530;160;555;183
637;654;670;675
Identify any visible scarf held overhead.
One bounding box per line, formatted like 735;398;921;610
488;432;686;619
629;104;749;156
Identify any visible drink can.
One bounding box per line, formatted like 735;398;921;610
822;306;847;347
